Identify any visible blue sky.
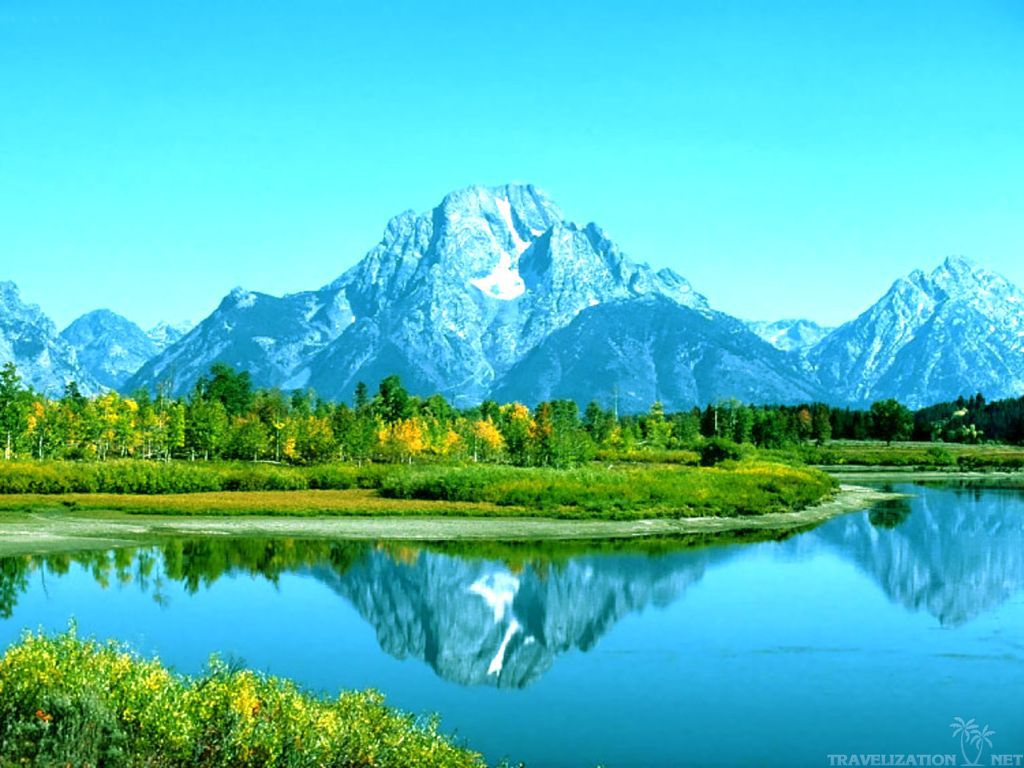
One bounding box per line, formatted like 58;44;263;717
2;0;1022;329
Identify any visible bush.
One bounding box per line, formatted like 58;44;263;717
0;629;484;768
698;438;744;467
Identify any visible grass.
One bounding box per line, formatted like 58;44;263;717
767;441;1024;470
377;462;837;518
0;460;373;495
0;490;509;518
0;629;486;768
0;459;838;520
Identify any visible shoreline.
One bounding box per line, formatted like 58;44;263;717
822;468;1024;483
0;484;896;556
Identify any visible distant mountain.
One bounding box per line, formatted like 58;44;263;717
147;321;192;352
0;281;97;395
809;257;1024;407
127;184;723;404
14;186;1018;410
61;309;159;390
493;296;821;411
746;318;834;353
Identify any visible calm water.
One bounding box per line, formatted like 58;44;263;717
1;483;1022;767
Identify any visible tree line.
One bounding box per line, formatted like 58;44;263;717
0;361;1022;466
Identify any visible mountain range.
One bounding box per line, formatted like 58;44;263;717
2;184;1022;409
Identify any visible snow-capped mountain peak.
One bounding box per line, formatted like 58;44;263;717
129;183;718;404
810;257;1024;407
0;282;97;395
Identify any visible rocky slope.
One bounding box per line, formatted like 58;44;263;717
61;309;160;390
493;296;822;411
746;318;834;353
809;257;1024;407
127;184;816;407
0;281;97;395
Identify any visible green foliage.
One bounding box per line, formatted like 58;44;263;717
780;441;1024;469
4;360;1024;475
0;461;376;495
0;629;485;768
376;462;836;518
194;363;254;417
868;399;913;445
698;438;744;467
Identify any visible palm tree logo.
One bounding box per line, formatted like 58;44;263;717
950;717;995;766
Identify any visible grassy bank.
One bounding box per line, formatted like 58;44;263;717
376;462;836;517
0;485;891;557
0;460;838;519
767;441;1024;470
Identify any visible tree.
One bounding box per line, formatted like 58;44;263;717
0;363;26;459
868;399;913;445
186;399;228;460
227;415;269;461
642;402;672;449
373;375;411;424
197;363;253;417
583;401;616;447
353;381;369;410
470;418;504;462
499;402;534;466
811;404;832;445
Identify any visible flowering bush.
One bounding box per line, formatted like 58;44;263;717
0;629;486;768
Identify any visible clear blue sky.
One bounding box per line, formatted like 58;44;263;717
2;0;1022;329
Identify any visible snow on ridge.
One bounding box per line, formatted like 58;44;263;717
494;196;531;256
470;254;526;300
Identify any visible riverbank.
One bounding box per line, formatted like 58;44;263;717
0;484;896;556
825;468;1024;484
0;459;838;518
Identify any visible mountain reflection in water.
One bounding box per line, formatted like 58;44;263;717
1;484;1021;689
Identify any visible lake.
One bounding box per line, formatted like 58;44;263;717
1;483;1022;767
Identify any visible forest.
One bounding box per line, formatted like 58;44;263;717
1;361;1023;469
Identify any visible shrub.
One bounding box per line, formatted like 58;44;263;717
698;438;744;467
0;629;484;768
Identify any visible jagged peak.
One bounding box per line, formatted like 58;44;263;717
936;254;976;274
222;286;260;310
439;183;561;219
0;280;21;302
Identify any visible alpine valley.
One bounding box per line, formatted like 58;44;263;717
2;184;1022;410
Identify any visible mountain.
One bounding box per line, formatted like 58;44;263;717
127;184;721;404
147;321;192;351
746;318;833;353
61;310;160;390
0;282;97;395
809;257;1024;407
493;296;821;411
121;190;1024;410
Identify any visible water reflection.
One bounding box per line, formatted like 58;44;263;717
810;485;1024;626
310;538;742;688
1;484;1022;687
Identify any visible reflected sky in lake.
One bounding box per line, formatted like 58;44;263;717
1;483;1022;767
